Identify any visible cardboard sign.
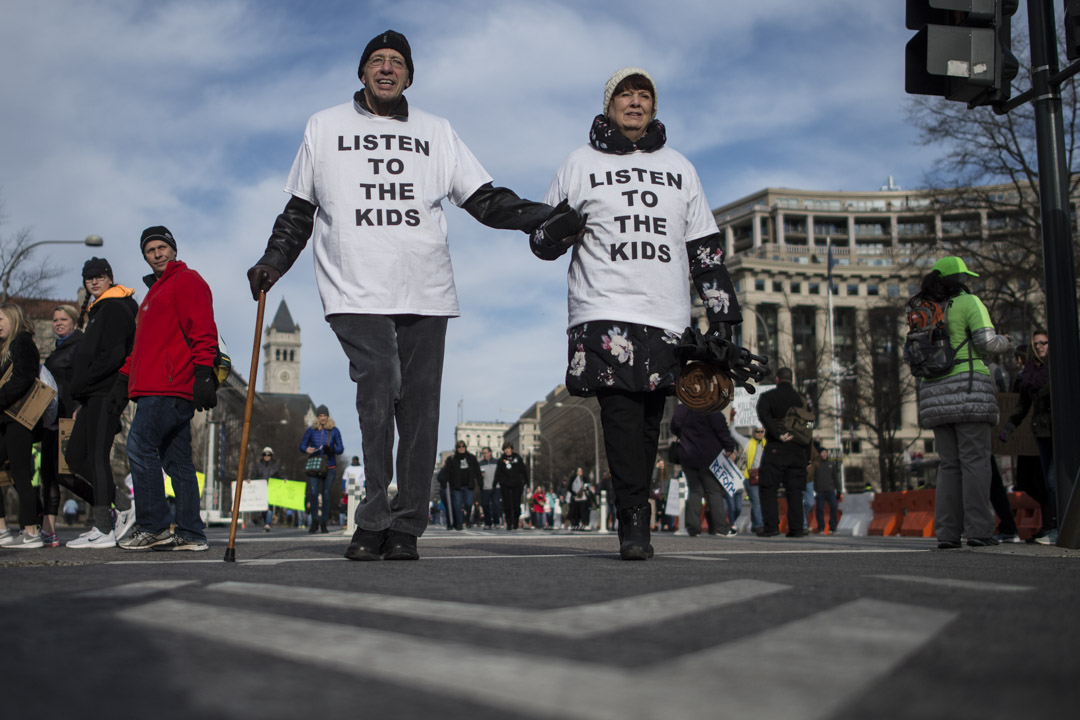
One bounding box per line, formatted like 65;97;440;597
239;479;269;512
732;385;773;429
267;478;306;511
58;418;75;475
0;365;57;430
709;451;743;498
165;471;206;498
0;463;11;488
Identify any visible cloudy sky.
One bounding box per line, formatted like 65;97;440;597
0;0;995;458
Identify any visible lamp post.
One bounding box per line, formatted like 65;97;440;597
554;401;602;488
741;305;772;360
0;235;104;302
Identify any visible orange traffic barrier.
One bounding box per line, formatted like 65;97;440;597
1008;491;1042;540
900;488;935;537
778;497;789;534
868;491;905;536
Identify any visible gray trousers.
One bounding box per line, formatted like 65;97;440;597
683;465;730;534
329;314;447;537
932;422;995;542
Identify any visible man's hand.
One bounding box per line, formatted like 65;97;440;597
108;375;129;417
780;432;793;443
193;366;218;411
246;264;281;301
530;200;587;260
999;421;1016;442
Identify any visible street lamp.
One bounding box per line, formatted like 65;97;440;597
0;235;104;302
741;305;772;359
553;401;602;489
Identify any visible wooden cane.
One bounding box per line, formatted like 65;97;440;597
224;290;267;562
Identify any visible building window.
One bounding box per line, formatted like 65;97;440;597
772;280;784;293
887;283;900;298
924;439;935;453
755;279;766;292
809;282;820;294
790;282;801;294
867;284;879;296
275;349;280;361
846;284;859;296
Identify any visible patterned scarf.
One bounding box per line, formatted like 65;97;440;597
588;114;667;154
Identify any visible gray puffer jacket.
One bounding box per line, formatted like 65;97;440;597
917;327;1008;428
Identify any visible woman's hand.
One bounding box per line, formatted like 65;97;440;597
306;447;316;454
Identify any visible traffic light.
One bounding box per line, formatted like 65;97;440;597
905;0;1019;107
1066;0;1080;62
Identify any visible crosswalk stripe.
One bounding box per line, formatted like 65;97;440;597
118;596;954;720
205;578;790;637
868;574;1035;592
77;580;199;598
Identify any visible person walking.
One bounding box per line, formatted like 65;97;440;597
300;405;343;534
246;30;582;562
756;368;811;538
116;226;220;552
443;441;480;531
536;67;743;559
64;258;138;548
341;455;365;527
913;257;1009;549
477;447;500;528
531;486;547;529
812;448;842;534
494;442;529;531
252;447;283;532
0;303;46;548
670;401;737;537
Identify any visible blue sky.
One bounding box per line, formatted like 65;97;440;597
0;0;987;459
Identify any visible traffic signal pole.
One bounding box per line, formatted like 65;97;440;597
1026;0;1080;548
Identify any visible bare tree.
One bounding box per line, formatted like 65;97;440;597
0;193;64;302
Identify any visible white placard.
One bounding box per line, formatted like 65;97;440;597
665;477;681;516
731;384;773;429
239;479;269;512
708;452;743;498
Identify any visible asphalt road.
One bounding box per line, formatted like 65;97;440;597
1;525;1077;720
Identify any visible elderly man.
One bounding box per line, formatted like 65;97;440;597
246;30;583;561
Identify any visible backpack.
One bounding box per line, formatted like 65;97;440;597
781;403;815;447
903;294;973;385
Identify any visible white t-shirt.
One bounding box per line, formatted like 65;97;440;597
286;100;492;317
544;145;716;334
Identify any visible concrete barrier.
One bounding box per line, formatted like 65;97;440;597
834;493;873;536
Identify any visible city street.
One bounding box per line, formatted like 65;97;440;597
1;526;1077;719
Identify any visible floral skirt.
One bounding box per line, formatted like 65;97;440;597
565;321;682;397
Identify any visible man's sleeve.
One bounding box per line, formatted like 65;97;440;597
446;126;493;208
176;270;218;368
462;183;554;233
257;196;318;274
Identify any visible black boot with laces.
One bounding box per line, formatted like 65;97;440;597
616;504;654;561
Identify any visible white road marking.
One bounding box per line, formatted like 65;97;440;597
118;596;954;720
77;580;199;598
868;574;1035;592
205;579;789;637
664;554;728;561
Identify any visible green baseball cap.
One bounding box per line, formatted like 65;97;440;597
932;256;979;277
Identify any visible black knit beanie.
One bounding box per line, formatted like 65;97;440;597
82;256;113;280
358;30;414;82
140;225;177;254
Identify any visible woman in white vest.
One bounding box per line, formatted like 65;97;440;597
535;68;742;560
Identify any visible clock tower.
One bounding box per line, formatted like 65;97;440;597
263;298;301;394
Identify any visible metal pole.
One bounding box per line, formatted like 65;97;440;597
1027;0;1080;548
826;234;846;492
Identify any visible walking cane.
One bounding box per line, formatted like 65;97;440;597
224;290;267;562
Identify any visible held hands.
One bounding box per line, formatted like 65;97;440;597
108;375;129;417
246;264;281;301
530;200;587;260
999;421;1016;442
193;366;219;411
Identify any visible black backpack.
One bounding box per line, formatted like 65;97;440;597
903;294;972;385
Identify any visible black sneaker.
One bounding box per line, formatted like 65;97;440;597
381;530;419;561
937;540;963;549
966;536;1000;547
344;528;384;561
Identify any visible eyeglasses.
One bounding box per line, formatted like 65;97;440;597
1034;341;1049;347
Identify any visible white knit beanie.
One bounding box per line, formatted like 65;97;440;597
602;67;658;117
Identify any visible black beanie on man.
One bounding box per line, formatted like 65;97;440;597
358;30;414;82
140;225;177;254
82;257;113;280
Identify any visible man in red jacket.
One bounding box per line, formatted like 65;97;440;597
115;226;220;552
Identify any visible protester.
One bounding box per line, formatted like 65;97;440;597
536;67;742;559
300;405;343;534
246;30;582;562
531;486;547;529
730;420;765;534
0;303;45;548
670;401;737;537
913;257;1009;549
64;258;138;548
38;304;84;547
477;447;500;528
756;368;812;538
252;447;282;532
116;226;220;552
494;442;529;531
1003;329;1056;545
811;448;842;534
443;441;480;531
341;455;365;526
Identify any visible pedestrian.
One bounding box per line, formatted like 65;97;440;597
38;303;84;547
494;442;529;531
756;368;812;538
64;257;138;548
252;447;282;532
477;447;499;528
62;498;78;526
729;422;765;534
530;485;547;529
670;401;737;537
912;256;1009;549
116;226;221;552
0;302;46;548
536;67;743;559
443;441;480;531
1002;328;1056;544
300;405;343;534
341;455;365;526
246;30;582;562
811;448;842;534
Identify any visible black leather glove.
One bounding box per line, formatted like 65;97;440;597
709;321;734;342
529;200;587;260
246;264;281;301
108;374;129;417
193;365;218;411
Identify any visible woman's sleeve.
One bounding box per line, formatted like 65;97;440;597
687;233;741;324
299;427;312;453
331;428;344;455
0;335;40;412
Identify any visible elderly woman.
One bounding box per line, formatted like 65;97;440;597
534;67;742;560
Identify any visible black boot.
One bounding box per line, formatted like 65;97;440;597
616;504;654;561
320;521;328;534
344;528;385;561
308;521;317;534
